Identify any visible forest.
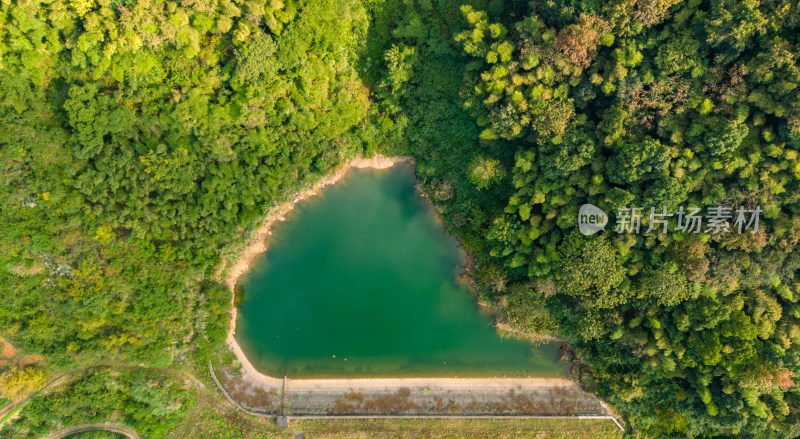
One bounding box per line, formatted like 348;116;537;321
1;0;799;437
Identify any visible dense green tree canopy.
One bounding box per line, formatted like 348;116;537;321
2;0;800;437
1;0;371;366
365;0;800;436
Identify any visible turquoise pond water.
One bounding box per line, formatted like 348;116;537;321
235;163;567;378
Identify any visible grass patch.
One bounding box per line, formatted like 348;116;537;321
290;418;622;438
0;403;25;426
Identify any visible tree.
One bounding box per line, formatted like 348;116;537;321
556;232;628;309
0;367;46;400
606;137;671;185
538;128;597;179
467;156;505;190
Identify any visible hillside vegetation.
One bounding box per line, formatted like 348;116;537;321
1;0;799;437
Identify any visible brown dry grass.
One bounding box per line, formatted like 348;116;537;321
331;389;421;415
2;343;16;359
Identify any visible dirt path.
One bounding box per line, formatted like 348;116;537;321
0;370;74;429
0;363;202;437
38;423;140;439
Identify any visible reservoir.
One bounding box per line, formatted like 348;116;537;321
234;163;568;378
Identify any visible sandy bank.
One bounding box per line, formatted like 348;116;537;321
227;329;576;393
284;376;576;391
494;322;565;344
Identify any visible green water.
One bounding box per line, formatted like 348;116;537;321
235;164;567;378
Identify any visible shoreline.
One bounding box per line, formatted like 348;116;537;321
222;154;415;292
220;154;574;391
416;190;567;348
